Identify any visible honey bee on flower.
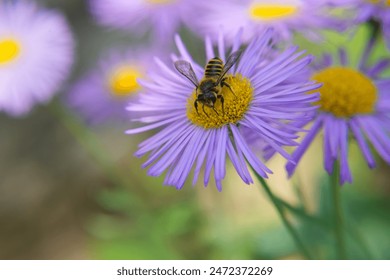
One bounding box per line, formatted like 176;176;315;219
126;30;320;190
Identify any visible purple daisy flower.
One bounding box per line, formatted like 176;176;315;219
67;49;154;125
88;0;192;45
0;0;74;117
185;0;348;44
348;0;390;49
126;30;320;191
286;41;390;185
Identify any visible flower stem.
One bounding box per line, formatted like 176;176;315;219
292;173;307;211
330;161;347;259
254;172;313;260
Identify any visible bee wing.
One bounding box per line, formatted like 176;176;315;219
174;60;199;87
217;50;242;84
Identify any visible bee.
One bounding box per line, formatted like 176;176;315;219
174;50;242;117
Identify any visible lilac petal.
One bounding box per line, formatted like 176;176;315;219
127;102;184;112
323;121;334;174
237;29;272;76
215;127;228;181
275;118;313;134
259;91;319;104
230;124;271;178
147;126;195;176
137;81;188;100
338;120;352;184
243;116;298;145
226;140;252;184
204;130;217;186
384;23;390;50
367;118;390;159
166;127;207;189
236;141;254;184
358;36;375;70
132;111;183;123
319;53;333;69
252;49;301;85
205;35;215;61
349;118;376;168
215;180;223;192
218;31;226;62
251;47;302;83
192;129;212;185
153;57;195;88
367;59;390;78
255;82;319;101
248;107;312;119
376;114;390;131
338;48;348;66
141;124;193;167
286;115;323;177
253;58;314;95
126;115;183;134
174;34;193;62
138;120;188;151
324;115;338;158
360;118;390;164
231;28;243;53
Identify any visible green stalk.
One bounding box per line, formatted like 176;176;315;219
292;174;307;211
253;172;313;260
278;194;373;258
330;162;347;259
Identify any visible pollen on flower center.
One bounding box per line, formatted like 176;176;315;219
312;67;377;118
187;74;253;129
0;39;21;64
108;66;142;97
249;3;298;20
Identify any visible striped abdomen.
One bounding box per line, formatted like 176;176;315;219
204;57;223;78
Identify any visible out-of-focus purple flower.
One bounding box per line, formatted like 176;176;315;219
185;0;349;44
88;0;192;45
67;49;153;125
0;1;74;117
126;30;319;191
286;41;390;185
348;0;390;49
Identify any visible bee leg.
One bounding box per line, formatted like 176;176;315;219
194;100;199;115
217;95;225;115
212;106;219;116
202;104;209;118
221;78;236;97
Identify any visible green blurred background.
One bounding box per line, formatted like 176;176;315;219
0;0;389;260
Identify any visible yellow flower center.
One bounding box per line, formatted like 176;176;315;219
0;39;21;65
368;0;390;5
108;66;142;97
312;67;377;118
187;74;253;129
147;0;175;4
249;3;298;20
